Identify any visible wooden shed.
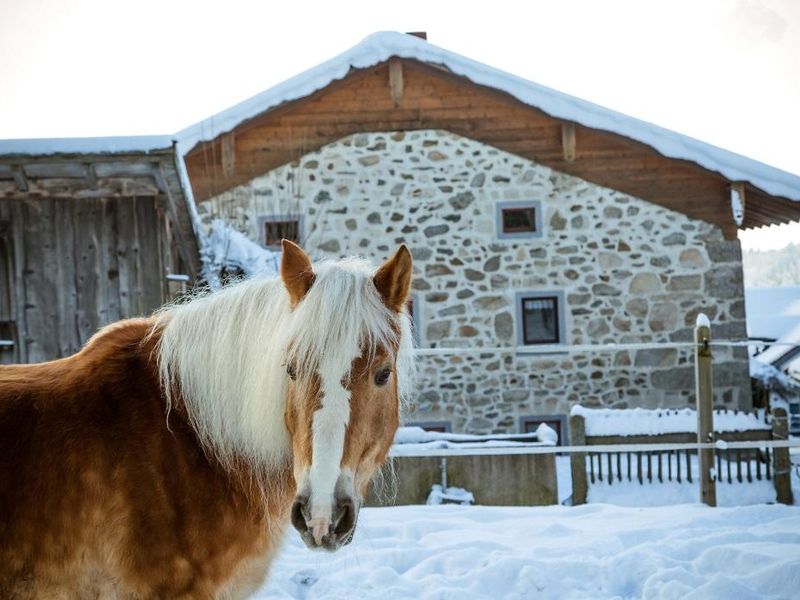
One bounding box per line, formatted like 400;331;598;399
0;138;200;363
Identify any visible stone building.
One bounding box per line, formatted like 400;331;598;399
4;32;800;439
196;129;752;438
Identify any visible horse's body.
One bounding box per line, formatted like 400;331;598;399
0;242;413;598
0;319;293;598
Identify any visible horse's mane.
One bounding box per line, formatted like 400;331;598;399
153;256;415;474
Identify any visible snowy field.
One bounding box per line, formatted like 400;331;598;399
256;503;800;599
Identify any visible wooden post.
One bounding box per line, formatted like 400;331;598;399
772;406;794;505
561;123;576;162
694;313;717;507
569;413;588;505
389;58;404;107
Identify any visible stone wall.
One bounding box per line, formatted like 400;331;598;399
198;130;751;434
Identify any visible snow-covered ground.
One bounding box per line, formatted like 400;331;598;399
255;503;800;599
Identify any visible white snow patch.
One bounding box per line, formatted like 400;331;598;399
750;356;798;391
254;503;800;599
426;484;474;506
570;405;770;437
200;219;280;287
0;135;174;156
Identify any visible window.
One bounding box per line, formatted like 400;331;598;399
408;421;451;433
522;296;559;344
496;201;543;239
258;215;303;249
520;415;568;446
515;290;566;347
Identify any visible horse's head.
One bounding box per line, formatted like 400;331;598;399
279;241;413;551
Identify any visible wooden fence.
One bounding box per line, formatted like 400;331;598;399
569;406;793;505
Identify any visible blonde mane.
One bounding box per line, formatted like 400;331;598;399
154;256;415;473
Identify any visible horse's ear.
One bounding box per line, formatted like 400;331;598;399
281;239;315;306
373;245;413;312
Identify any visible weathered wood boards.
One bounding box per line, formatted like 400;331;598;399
0;196;167;363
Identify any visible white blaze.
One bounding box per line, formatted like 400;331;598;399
307;366;351;532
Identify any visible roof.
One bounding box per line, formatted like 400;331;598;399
2;31;799;237
0;135;174;156
0;140;201;275
179;31;800;205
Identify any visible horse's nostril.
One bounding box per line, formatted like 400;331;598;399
333;498;356;538
290;497;308;533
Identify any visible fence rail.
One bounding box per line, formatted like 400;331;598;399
390;438;799;458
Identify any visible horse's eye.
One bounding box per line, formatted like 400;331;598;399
286;363;297;381
374;368;392;387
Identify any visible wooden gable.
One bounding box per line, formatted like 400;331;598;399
184;59;800;239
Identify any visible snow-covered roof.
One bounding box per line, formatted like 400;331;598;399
745;286;800;340
178;31;800;203
749;356;799;391
0;135;174;156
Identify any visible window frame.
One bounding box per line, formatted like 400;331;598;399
407;420;452;433
257;214;304;250
496;200;544;240
515;290;566;347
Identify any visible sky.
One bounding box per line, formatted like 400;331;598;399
0;0;798;250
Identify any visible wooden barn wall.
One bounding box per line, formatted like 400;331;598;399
0;196;169;363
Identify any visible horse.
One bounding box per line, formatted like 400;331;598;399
0;240;414;599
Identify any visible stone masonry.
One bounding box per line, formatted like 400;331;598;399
198;130;751;434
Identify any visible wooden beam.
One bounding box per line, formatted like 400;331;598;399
389;59;404;107
221;132;236;178
730;181;746;226
12;166;28;192
84;163;98;189
561;122;576;162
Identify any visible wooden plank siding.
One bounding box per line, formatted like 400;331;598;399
1;196;168;363
185;59;800;237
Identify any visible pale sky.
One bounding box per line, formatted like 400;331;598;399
1;0;798;250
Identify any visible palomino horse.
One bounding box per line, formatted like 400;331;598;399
0;241;414;598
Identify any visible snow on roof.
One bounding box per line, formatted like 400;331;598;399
0;135;175;156
570;405;770;437
745;286;800;340
201;219;280;287
177;31;800;202
749;356;799;391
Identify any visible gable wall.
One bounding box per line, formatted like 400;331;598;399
198;129;750;434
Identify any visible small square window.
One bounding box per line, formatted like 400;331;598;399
263;219;299;248
502;207;536;234
521;296;560;344
496;201;543;239
408;421;452;433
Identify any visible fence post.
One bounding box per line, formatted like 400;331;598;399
570;413;588;505
772;406;794;505
694;313;717;507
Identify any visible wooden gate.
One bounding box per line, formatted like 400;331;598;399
0;196;168;363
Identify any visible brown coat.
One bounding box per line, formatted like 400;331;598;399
0;318;294;599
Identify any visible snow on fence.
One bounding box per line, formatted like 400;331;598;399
568;405;792;506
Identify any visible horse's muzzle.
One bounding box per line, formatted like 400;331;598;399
290;494;359;551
